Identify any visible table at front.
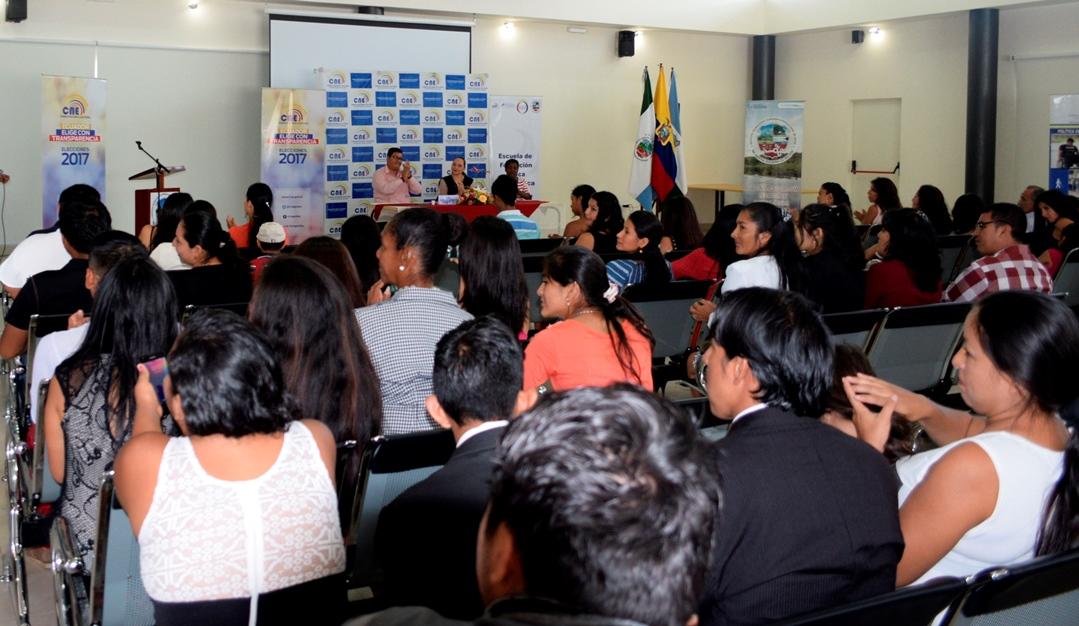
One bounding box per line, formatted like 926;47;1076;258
688;184;821;221
373;199;544;222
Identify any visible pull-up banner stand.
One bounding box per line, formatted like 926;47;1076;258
42;75;107;226
260;88;326;244
742;99;804;213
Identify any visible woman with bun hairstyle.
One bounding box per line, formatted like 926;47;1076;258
169;201;253;307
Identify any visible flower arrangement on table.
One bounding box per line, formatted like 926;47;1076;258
458;185;489;206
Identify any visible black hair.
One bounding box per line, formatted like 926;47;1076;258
459;216;529;335
701;203;744;271
952;193;985;234
486;385;718;626
1037;189;1079;223
820;182;851;210
387;147;402;159
658;196;704;250
294;236;366;308
89;231;146;277
588;191;625;237
881;208;942;293
871;177;902;211
504;158;519;168
245;182;275;250
249;256;381;444
386;207;452;278
57;184;101;218
625;210;672;287
56;256;178;450
965;292;1079;556
542;247;654;384
798;203;864;272
168;309;296;437
178;205;246;271
59;200;112;254
432;316;522;425
708;287;833;416
339;215;382;295
826;344;915;462
985;202;1027;242
915;185;953;235
151;192;193;250
491;174;517;207
740;202;805;293
571;184;596;216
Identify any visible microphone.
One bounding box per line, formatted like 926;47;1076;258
136;140;142;148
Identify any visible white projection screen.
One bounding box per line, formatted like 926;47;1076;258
269;14;472;89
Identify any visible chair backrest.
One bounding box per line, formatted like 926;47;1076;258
938;234;973;283
89;471;155;626
25;313;70;412
31;377;61;508
518;237;563;256
866;301;971;393
947;548;1079;625
347;429;455;589
523;254;546;323
822;308;889;352
623;280;713;359
1052;247;1079;306
782;576;966;626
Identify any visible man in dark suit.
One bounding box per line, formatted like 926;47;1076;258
375;316;534;619
698;288;904;625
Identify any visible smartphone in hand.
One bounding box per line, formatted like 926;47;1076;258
141;356;169;404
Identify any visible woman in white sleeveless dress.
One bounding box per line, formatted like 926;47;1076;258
116;309;345;626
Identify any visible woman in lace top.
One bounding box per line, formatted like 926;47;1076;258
43;255;179;571
116;309;346;625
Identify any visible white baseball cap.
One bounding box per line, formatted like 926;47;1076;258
256;222;287;244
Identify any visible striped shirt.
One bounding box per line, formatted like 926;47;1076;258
497;209;541;240
942;244;1053;303
516;177;530;198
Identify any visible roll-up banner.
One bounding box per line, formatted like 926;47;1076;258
320;70;490;236
42;76;107;227
742;100;804;213
260;88;326;244
490;96;543;199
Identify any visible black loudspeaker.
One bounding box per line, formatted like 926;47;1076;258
6;0;27;22
618;31;635;57
851;29;865;44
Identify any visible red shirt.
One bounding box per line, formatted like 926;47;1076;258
864;259;942;309
671;247;722;281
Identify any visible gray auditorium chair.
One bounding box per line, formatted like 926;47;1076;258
865;302;971;394
1052;247;1079;306
938;234;975;285
822;308;889;352
518;237;563;256
946;548;1079;625
523;254;545;324
781;576;966;626
24;313;70;423
622;280;712;360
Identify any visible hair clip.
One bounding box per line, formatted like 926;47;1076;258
603;282;619;303
781;209;792;223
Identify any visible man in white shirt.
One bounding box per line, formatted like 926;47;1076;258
373;147;422;204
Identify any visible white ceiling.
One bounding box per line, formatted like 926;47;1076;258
273;0;1061;34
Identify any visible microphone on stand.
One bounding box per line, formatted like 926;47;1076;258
0;170;9;185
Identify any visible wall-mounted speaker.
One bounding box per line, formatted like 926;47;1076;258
851;30;865;44
618;30;635;57
5;0;27;22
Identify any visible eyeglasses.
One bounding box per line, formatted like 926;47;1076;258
974;220;1003;230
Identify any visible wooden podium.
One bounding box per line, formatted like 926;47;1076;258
130;165;185;234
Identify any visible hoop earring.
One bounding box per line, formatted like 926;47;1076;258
398;265;406;272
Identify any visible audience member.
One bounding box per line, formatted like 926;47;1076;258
1035;189;1079;275
574;190;624;253
817;181;852;211
0;199;110;358
115;310;345;626
43;255;178;573
864;208;942;308
951;193;986;235
943;203;1052;302
357;208;473;434
0;183;99;297
251;221;286;283
658;195;704;253
354;385;718;626
168;202;253;307
147;192;193;271
295;235;366;308
855;177;901;225
30;232;145;424
458;216;529;337
562;184;595;239
913;184;954;235
607;210;671;290
339;214;382;295
504;158;531;200
821;344;915;462
437;156;473;197
374;148;422;204
797;203;865;312
698;288;902;624
844;290;1079;585
375;317;532;619
227;182;274;250
491;174;541;240
675;203;742;282
723;201;803;294
524;247;654;391
1020;185;1053;255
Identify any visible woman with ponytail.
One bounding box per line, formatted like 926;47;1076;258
227;182;274;250
356;207;472;435
844;290;1079;586
524;247;655;391
606;210;672;291
169;201;253;307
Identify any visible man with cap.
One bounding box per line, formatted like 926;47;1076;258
252;222;286;283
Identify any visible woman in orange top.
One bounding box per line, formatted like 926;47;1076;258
524;247;655;391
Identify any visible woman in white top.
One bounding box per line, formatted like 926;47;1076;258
116;309;345;626
844;291;1078;586
145;192;193;271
